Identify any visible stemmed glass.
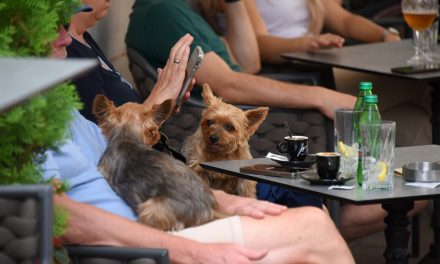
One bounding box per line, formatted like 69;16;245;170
402;0;439;65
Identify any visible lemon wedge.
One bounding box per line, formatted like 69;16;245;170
377;162;387;182
337;141;352;158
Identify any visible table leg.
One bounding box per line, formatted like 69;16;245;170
381;201;414;264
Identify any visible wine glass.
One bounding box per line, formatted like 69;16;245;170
402;0;439;65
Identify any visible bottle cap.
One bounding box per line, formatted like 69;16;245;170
364;94;378;104
359;82;372;91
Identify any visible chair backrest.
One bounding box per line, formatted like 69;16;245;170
126;45;332;157
0;185;53;264
127;46;158;100
66;245;169;264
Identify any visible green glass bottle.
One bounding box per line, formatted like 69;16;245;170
357;94;381;186
354;82;373;112
354;82;373;186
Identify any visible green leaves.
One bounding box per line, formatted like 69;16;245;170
0;0;81;56
0;84;81;185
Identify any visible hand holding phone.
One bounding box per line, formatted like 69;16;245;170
175;46;204;109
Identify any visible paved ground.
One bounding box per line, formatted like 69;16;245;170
349;202;433;264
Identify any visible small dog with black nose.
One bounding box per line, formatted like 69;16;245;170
92;95;219;231
181;84;268;198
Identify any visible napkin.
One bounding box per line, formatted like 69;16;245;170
328;185;355;190
405;182;440;189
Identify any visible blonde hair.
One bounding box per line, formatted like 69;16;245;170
306;0;325;35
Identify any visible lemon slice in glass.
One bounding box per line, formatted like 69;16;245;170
377;162;387;182
337;141;353;158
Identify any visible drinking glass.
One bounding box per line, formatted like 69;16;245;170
402;0;439;65
334;108;361;178
360;121;396;190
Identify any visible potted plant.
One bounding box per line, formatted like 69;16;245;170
0;0;83;263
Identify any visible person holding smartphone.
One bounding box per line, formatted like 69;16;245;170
66;0;192;123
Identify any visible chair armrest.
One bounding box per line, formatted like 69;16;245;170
66;245;169;264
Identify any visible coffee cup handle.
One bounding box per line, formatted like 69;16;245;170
276;142;288;153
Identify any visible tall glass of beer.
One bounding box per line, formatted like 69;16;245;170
402;0;438;65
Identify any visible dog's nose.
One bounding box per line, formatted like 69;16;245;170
209;135;219;143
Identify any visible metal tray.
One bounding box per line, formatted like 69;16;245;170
402;162;440;182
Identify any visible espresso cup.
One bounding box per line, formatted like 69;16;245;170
316;152;341;180
276;136;309;161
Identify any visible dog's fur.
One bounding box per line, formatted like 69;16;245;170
93;95;219;231
181;84;268;198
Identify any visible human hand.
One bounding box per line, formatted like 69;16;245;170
143;34;194;108
317;87;357;119
383;31;400;42
303;33;345;52
213;190;287;219
192;242;268;264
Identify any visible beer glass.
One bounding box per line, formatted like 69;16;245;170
402;0;438;65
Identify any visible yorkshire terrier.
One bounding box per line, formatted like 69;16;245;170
92;95;219;231
181;84;268;198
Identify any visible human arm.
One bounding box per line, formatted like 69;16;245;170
322;0;400;43
195;52;356;119
143;34;194;109
242;0;344;63
221;0;261;73
56;193;268;264
213;190;287;218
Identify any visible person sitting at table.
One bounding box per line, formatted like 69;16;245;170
34;7;355;264
238;0;431;148
126;0;356;120
125;0;429;241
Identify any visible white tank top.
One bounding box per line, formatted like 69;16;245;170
255;0;311;38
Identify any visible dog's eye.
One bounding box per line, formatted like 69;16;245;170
206;120;214;126
224;124;235;132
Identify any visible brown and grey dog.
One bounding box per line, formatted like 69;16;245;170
181;84;268;198
92;95;219;231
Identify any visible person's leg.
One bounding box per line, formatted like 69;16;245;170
241;207;354;263
257;183;323;208
340;200;428;241
174;208;354;263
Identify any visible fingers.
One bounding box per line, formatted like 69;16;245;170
318;33;345;48
168;34;194;67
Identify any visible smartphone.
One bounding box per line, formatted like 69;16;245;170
391;64;440;74
239;164;311;179
175;46;204;109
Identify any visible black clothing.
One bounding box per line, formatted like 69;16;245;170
67;31;141;123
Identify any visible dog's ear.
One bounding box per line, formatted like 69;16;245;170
244;107;269;136
92;95;116;124
151;99;173;126
201;83;219;106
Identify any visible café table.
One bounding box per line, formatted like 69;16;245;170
201;145;440;264
281;39;440;144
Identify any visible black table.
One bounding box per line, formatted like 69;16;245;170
201;145;440;264
282;41;440;263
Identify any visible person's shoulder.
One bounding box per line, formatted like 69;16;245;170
133;0;188;17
